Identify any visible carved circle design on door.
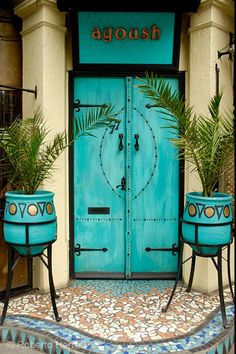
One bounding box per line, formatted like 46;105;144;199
99;107;125;200
132;107;157;201
99;107;157;201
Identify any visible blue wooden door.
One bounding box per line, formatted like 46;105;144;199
73;76;180;278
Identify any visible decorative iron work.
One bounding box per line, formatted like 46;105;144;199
73;99;107;112
0;243;61;325
74;243;108;256
118;133;124;151
145;243;179;256
116;176;126;191
134;133;139;151
99;106;157;201
0;84;37;99
162;232;234;329
0;89;22;195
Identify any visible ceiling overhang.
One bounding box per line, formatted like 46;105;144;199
56;0;201;13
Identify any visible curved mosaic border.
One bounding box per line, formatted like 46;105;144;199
0;304;234;354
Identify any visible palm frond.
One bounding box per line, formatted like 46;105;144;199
74;104;120;138
208;93;222;121
136;72;234;197
0;105;121;194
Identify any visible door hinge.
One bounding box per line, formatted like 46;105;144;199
145;243;179;256
73;99;107;112
74;243;108;256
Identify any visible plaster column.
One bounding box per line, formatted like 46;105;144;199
14;0;69;290
183;0;234;292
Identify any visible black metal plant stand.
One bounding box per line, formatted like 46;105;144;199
162;223;234;329
0;242;61;325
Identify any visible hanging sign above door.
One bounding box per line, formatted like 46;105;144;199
76;12;181;69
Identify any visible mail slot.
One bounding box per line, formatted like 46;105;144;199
88;207;110;214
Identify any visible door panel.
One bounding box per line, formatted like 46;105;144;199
73;75;180;278
74;77;126;275
130;77;179;276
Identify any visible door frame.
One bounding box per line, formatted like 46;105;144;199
68;69;185;280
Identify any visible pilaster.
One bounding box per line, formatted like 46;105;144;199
183;0;234;292
14;0;69;290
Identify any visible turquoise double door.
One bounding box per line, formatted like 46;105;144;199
73;75;180;278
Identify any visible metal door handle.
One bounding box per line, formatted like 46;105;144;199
116;176;126;190
119;133;124;151
134;134;139;151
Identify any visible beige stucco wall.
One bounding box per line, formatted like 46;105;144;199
14;0;234;292
14;0;69;290
182;0;235;292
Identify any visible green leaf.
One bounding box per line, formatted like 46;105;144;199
0;105;121;194
136;72;234;197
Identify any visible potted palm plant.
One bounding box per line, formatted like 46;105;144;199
136;72;234;255
0;106;120;256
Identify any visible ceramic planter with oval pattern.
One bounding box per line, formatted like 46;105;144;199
4;190;57;256
182;192;233;255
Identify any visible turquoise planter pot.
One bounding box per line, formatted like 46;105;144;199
4;190;57;256
182;192;232;255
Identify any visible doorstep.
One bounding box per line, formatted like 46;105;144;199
0;280;235;353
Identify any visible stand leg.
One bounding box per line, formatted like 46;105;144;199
0;246;14;325
227;245;235;303
217;248;228;328
162;240;184;312
47;245;61;322
28;256;33;289
186;250;196;293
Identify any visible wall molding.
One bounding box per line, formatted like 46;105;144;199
199;0;234;17
189;20;233;34
15;0;57;19
21;19;66;36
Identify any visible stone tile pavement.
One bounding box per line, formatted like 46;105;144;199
0;280;235;353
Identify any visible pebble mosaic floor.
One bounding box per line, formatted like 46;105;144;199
0;280;235;353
